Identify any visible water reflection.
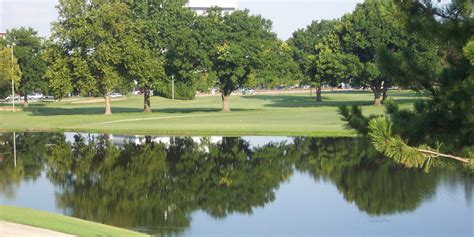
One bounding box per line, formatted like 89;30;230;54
0;133;472;236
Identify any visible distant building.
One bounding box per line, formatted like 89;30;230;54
0;32;6;39
187;0;237;15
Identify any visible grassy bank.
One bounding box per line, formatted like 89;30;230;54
0;205;149;237
0;90;421;136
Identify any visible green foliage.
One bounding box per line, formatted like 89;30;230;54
47;0;146;113
43;42;72;99
197;9;277;110
464;39;474;65
129;0;201;101
338;105;380;136
5;27;47;102
368;117;433;170
381;0;474;147
255;41;303;88
289;1;409;104
155;81;196;100
338;0;408;104
0;47;21;98
288;19;339;84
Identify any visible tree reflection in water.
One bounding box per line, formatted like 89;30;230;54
0;133;61;199
0;133;467;236
289;137;440;215
45;135;293;236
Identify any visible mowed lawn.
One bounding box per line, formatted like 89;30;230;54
0;90;422;136
0;205;149;237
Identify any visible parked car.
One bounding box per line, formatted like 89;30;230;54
27;92;44;100
109;92;123;98
4;95;20;101
242;88;255;95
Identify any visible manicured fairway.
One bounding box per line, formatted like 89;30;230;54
0;90;422;136
0;205;149;237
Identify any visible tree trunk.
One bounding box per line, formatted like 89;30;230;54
221;93;231;112
373;88;382;106
144;86;152;113
382;89;388;103
316;86;322;102
23;94;28;108
104;94;112;115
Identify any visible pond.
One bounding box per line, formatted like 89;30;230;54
0;132;472;236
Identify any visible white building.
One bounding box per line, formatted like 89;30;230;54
187;0;237;15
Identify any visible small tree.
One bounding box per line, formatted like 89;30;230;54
0;47;21;98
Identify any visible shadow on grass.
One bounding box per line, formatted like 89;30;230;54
241;94;421;108
25;106;143;116
25;105;257;116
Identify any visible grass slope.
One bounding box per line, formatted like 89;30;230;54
0;205;149;237
0;91;422;136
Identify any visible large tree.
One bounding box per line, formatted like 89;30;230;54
255;40;303;89
198;9;276;112
339;0;408;106
288;20;342;101
47;0;140;115
130;0;208;102
0;47;21;99
5;27;47;107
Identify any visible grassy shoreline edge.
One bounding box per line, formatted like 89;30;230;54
0;205;149;237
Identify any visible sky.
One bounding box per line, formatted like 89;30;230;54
0;0;364;40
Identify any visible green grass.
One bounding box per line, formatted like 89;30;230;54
0;205;149;237
0;90;422;136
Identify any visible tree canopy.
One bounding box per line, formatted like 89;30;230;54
197;9;277;112
5;27;47;107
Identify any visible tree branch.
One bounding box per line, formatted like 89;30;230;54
416;149;470;163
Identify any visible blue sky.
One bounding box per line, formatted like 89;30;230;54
0;0;364;39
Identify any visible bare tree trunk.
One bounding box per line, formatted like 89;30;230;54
144;86;152;113
221;92;231;112
373;88;382;106
316;86;322;102
104;94;112;115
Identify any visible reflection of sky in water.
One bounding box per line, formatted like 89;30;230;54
1;135;472;236
63;133;293;149
2;166;472;236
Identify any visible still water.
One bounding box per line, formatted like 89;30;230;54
0;133;472;236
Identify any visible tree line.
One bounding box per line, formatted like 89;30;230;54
0;0;472;156
1;0;302;114
1;0;441;114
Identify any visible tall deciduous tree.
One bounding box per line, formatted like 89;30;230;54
47;0;139;115
5;28;47;107
255;41;303;88
339;0;407;106
130;0;206;101
199;9;276;112
288;20;341;100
